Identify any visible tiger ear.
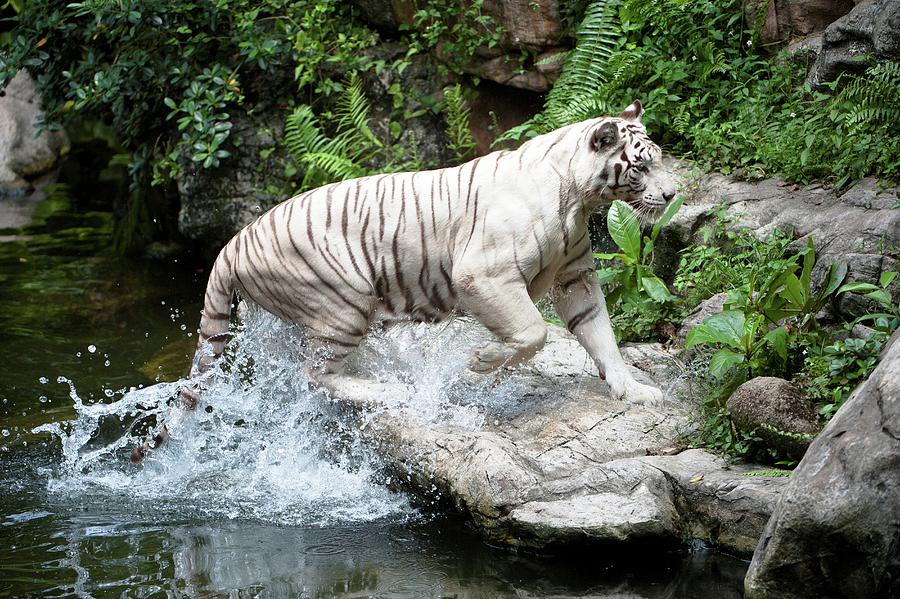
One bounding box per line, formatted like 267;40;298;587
590;121;619;152
619;100;643;121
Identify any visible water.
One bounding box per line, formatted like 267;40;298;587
0;177;749;597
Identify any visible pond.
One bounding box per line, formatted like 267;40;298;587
0;174;749;597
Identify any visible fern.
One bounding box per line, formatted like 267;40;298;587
841;62;900;129
443;84;477;162
495;0;622;144
284;73;383;191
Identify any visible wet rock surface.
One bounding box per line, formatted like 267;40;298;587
744;329;900;598
352;321;787;554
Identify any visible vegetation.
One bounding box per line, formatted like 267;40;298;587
501;0;900;186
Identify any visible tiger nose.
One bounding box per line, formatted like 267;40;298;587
663;190;676;202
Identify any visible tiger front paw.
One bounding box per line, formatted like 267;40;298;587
606;369;663;406
469;341;515;373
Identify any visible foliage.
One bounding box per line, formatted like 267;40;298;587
284;73;384;191
0;0;381;186
443;84;477;163
673;207;793;308
402;0;505;77
802;331;888;420
684;238;849;380
496;0;619;143
500;0;900;184
595;197;682;340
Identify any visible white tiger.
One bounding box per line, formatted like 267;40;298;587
131;100;677;462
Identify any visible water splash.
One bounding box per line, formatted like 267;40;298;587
34;305;523;526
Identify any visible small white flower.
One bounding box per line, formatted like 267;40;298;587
671;55;677;61
790;112;796;117
692;55;697;61
746;39;752;47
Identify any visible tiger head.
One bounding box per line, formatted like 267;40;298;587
578;100;677;216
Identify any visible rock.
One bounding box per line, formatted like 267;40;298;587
809;0;900;88
482;0;563;52
744;329;900;598
353;1;566;92
676;293;729;347
342;319;787;554
674;170;900;306
744;0;855;47
176;107;290;251
0;70;69;195
726;377;820;460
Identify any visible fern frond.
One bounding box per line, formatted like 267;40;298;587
840;61;900;129
539;0;622;131
335;72;381;148
303;151;366;182
284;105;329;162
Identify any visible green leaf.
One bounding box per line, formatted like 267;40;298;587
837;282;881;294
641;274;675;302
593;252;629;262
685;310;745;350
879;271;897;288
607;200;641;262
709;349;745;378
650;195;683;240
865;289;892;306
763;327;789;361
822;261;849;298
780;273;805;308
800;238;814;299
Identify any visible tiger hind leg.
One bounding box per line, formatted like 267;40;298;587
305;331;402;408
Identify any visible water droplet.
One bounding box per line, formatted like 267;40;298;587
1;429;9;437
76;352;82;358
161;300;166;305
104;360;110;367
180;324;187;331
39;377;48;384
39;396;48;403
57;376;68;384
87;345;97;354
104;389;114;398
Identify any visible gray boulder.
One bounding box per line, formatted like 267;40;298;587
0;70;69;195
744;329;900;598
809;0;900;88
344;320;788;554
726;377;819;460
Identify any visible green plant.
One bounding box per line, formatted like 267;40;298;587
402;0;505;76
496;0;620;143
684;238;849;379
284;73;383;191
0;0;381;186
802;332;887;420
595;196;682;339
498;1;900;184
443;84;477;163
